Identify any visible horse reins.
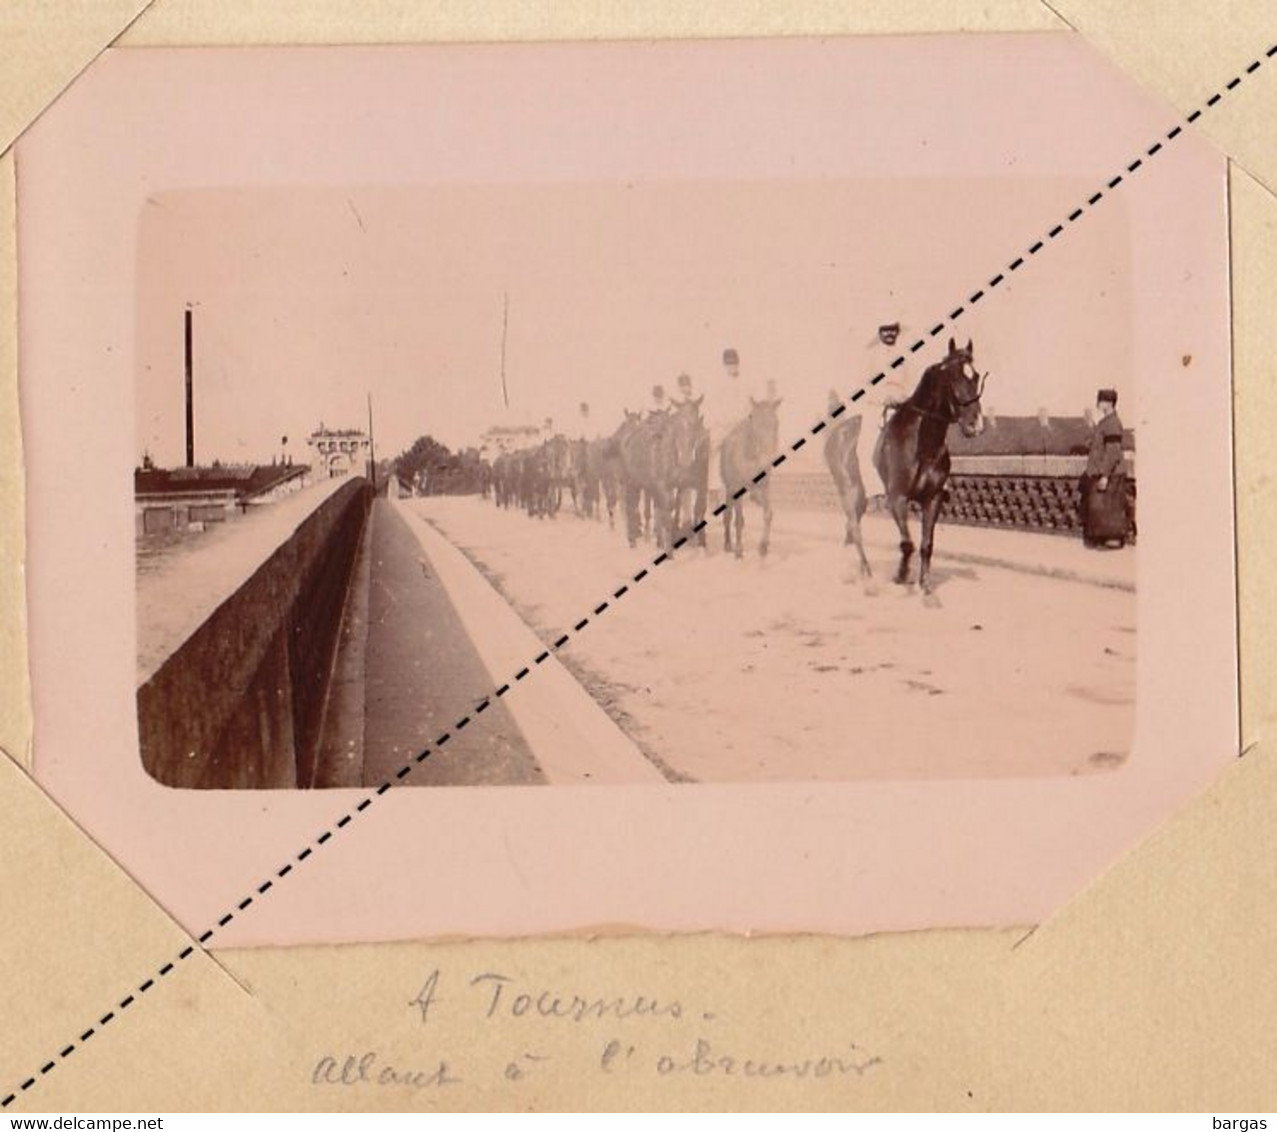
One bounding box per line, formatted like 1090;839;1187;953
896;367;987;423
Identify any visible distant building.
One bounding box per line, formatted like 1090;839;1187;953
479;423;543;457
948;414;1135;458
134;462;311;537
307;424;372;477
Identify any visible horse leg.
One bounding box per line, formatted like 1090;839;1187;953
836;480;872;584
757;484;773;558
919;491;943;596
733;499;745;559
649;487;664;549
888;496;914;585
848;481;872;580
694;485;708;548
657;487;673;551
677;484;694;545
624;483;641;548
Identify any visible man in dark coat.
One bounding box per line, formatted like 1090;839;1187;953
1079;388;1128;546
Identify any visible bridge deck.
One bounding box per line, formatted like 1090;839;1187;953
331;498;544;787
414;495;1136;784
317;497;663;787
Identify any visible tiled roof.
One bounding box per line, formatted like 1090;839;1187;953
135;463;309;498
949;416;1135;457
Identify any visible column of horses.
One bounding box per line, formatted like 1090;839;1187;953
485;398;795;559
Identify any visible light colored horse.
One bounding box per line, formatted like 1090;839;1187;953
719;398;780;558
668;397;710;547
823;410;872;582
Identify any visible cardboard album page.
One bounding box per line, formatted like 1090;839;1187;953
2;0;1275;1112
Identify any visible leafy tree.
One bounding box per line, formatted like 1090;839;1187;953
392;435;487;495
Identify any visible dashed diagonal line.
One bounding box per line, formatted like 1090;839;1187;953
4;39;1272;1109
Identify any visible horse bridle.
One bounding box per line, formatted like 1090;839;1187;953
952;370;987;408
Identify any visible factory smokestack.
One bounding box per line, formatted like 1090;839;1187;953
184;306;194;468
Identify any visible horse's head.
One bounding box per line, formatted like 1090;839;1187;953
748;396;782;453
647;406;673;439
670;397;706;467
941;337;986;437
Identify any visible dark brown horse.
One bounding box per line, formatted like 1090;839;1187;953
719;398;781;558
822;401;872;584
873;337;986;594
668;397;710;547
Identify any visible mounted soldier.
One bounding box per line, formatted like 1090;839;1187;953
675;371;697;404
648;383;670;419
864;320;914;495
706;346;758;459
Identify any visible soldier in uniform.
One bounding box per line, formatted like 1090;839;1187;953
864;321;913;496
649;383;669;418
1078;388;1129;547
706;346;759;456
577;401;600;442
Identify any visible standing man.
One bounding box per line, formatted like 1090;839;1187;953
675;372;698;405
1078;387;1129;547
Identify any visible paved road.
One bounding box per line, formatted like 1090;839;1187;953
360;499;544;786
419;495;1137;783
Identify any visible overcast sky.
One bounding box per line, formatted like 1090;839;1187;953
136;178;1132;466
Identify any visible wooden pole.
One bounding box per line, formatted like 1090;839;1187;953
367;392;377;489
499;291;510;409
184;306;194;467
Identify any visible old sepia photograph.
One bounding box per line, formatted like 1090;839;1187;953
134;181;1138;790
